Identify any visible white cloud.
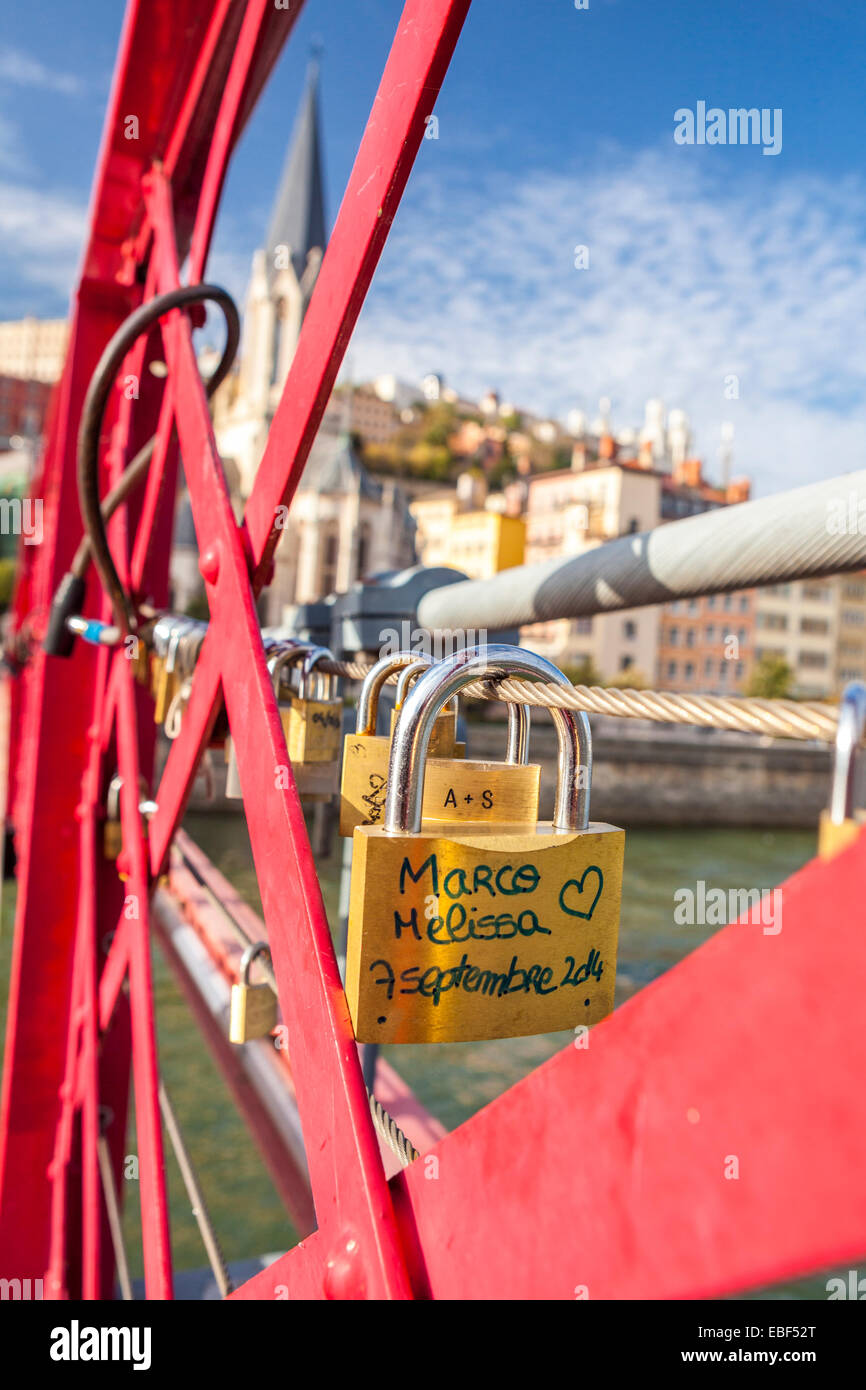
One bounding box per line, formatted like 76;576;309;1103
0;114;30;174
0;181;86;302
347;149;866;495
0;48;84;97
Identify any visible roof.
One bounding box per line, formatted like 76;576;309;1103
301;431;382;500
264;60;326;285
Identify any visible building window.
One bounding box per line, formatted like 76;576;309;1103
705;625;715;642
575;617;593;635
356;524;372;580
687;599;698;614
668;627;679;646
704;658;712;676
619;654;633;671
801;584;831;601
798;651;828;669
623;619;637;640
684;662;694;680
686;628;696;647
667;661;677;679
843;609;865;627
799;617;829;635
706;596;717;610
736;662;744;678
739;595;749;612
723;594;733;611
738;628;747;645
758;613;788;631
718;660;727;680
321;532;339;595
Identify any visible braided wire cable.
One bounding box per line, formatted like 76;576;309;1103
316;657;838;742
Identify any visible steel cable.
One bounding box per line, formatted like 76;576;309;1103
75;284;240;634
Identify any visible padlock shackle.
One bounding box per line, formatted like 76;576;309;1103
395;658;437;709
355;651;429;736
105;771;150;823
395;659;461;725
239;940;272;986
267;641;314;698
106;773;123;822
384;645;591;834
396;658;531;765
829;680;866;823
299;645;336;701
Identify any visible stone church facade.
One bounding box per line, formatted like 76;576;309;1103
173;60;415;625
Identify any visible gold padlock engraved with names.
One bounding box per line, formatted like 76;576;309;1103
346;646;624;1044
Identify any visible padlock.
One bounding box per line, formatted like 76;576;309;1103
229;941;277;1043
389;659;463;758
401;654;540;829
104;774;124;860
339;652;528;836
818;681;866;859
148;614;172;718
285;645;343;762
340;652;463;836
155;626;181;725
346;644;625;1044
103;773;150;863
283;645;342;799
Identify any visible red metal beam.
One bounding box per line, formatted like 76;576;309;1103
0;0;306;1286
146;168;411;1296
386;837;866;1299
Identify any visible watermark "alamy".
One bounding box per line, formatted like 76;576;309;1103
674;103;782;156
379;621;489;663
0;496;42;545
674;880;782;935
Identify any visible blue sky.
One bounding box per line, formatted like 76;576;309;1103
2;0;866;495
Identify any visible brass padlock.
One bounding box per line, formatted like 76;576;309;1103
229;941;277;1043
285;645;343;763
282;645;342;799
340;651;465;836
157;624;182;725
346;645;625;1044
387;653;541;829
389;658;463;758
818;681;866;859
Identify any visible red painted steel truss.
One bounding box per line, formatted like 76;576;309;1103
2;0;866;1301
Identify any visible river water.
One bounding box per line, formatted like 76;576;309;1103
0;817;857;1296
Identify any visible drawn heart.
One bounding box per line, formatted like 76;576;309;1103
559;866;604;921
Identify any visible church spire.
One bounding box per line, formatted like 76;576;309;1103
264;56;327;284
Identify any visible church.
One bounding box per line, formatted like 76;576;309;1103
173;60;416;625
